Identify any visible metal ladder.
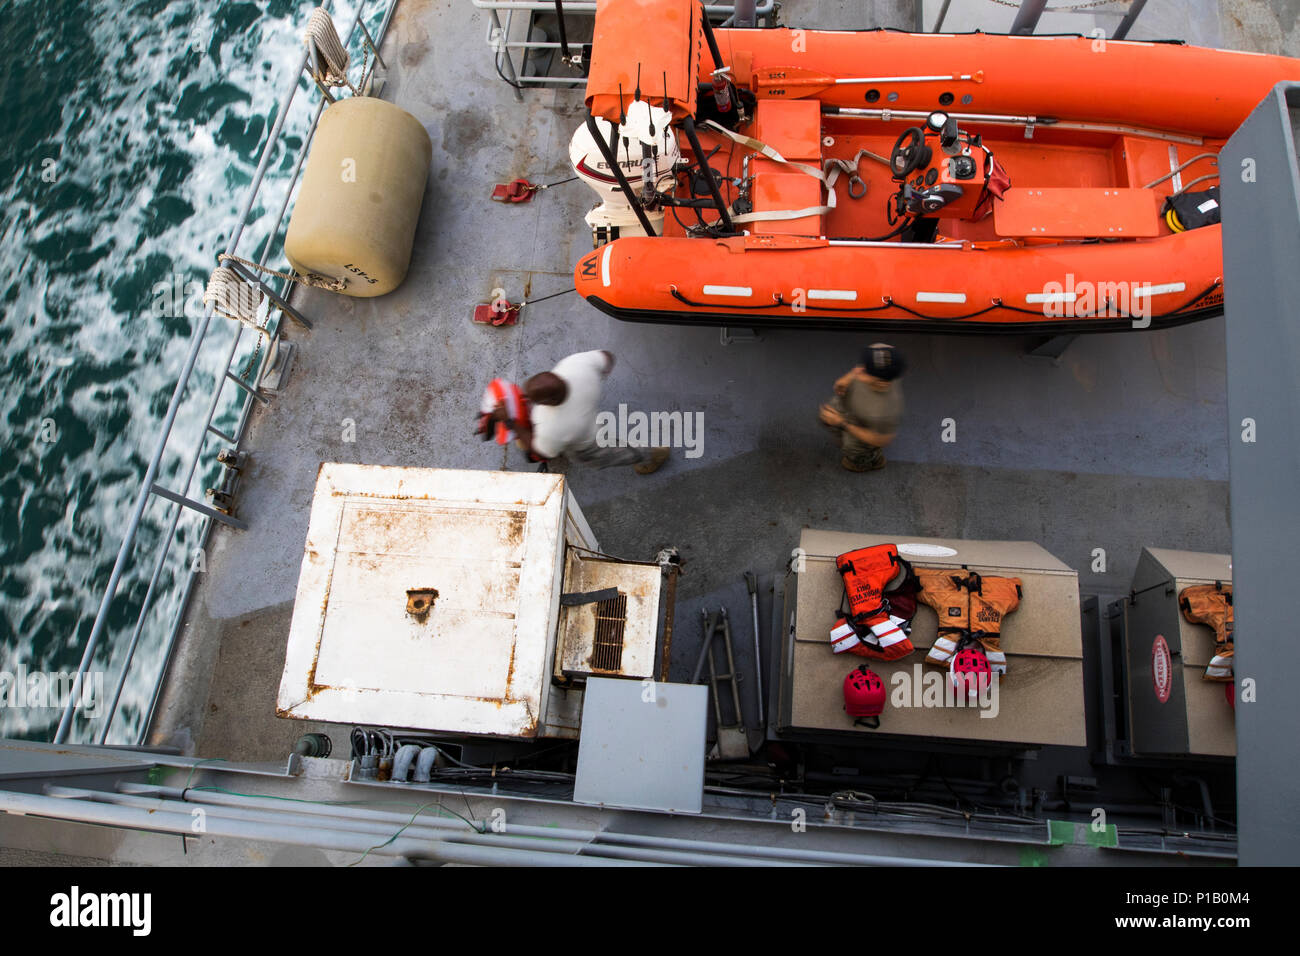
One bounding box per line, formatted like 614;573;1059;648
693;608;749;760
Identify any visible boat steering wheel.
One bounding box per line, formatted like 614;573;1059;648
890;127;931;181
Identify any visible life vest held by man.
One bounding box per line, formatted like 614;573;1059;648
476;378;531;445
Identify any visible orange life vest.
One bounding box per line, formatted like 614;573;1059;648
477;378;531;445
916;568;1022;675
1179;583;1234;682
828;544;915;661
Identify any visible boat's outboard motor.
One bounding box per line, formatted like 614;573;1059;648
570;101;681;245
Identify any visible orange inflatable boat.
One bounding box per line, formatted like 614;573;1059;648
568;0;1300;332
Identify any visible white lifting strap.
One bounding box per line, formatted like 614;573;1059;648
701;119;834;205
824;148;890;197
729;204;832;225
700;121;884;226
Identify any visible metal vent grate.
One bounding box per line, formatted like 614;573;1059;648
591;593;628;672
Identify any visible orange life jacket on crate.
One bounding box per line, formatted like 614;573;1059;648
1180;583;1234;682
883;557;921;623
916;568;1022;675
828;545;916;661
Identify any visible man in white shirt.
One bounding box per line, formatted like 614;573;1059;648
508;350;669;474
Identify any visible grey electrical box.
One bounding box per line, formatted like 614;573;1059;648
1114;548;1234;759
573;678;707;814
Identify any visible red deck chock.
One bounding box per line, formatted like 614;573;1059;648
472;299;521;327
491;179;539;203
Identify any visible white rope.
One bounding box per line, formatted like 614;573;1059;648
304;7;357;94
204;267;268;331
217;253;347;293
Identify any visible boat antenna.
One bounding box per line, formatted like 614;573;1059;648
617;82;627;166
663;71;671;151
635;62;642;103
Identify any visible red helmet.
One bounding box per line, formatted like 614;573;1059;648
844;665;886;721
950;645;992;700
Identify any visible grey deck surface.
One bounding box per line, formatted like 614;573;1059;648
151;0;1252;761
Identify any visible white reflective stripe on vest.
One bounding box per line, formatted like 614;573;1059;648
870;619;908;647
928;636;958;661
1205;659;1233;679
830;620;861;653
484;378;525;445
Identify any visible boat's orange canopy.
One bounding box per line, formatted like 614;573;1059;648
585;0;701;122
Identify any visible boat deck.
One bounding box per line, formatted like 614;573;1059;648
150;0;1270;769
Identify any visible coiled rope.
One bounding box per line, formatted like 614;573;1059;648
203;266;274;384
205;253;346;331
304;7;366;95
204;266;268;331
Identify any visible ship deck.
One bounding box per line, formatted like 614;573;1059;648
150;0;1278;783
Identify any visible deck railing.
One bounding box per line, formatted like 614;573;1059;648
54;0;402;746
474;1;780;98
932;0;1147;38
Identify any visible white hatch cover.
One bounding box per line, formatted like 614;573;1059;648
277;464;572;737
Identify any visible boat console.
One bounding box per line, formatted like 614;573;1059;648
889;111;992;223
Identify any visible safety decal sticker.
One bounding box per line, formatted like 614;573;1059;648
1152;634;1172;703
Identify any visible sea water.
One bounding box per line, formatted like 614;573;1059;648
0;0;376;742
